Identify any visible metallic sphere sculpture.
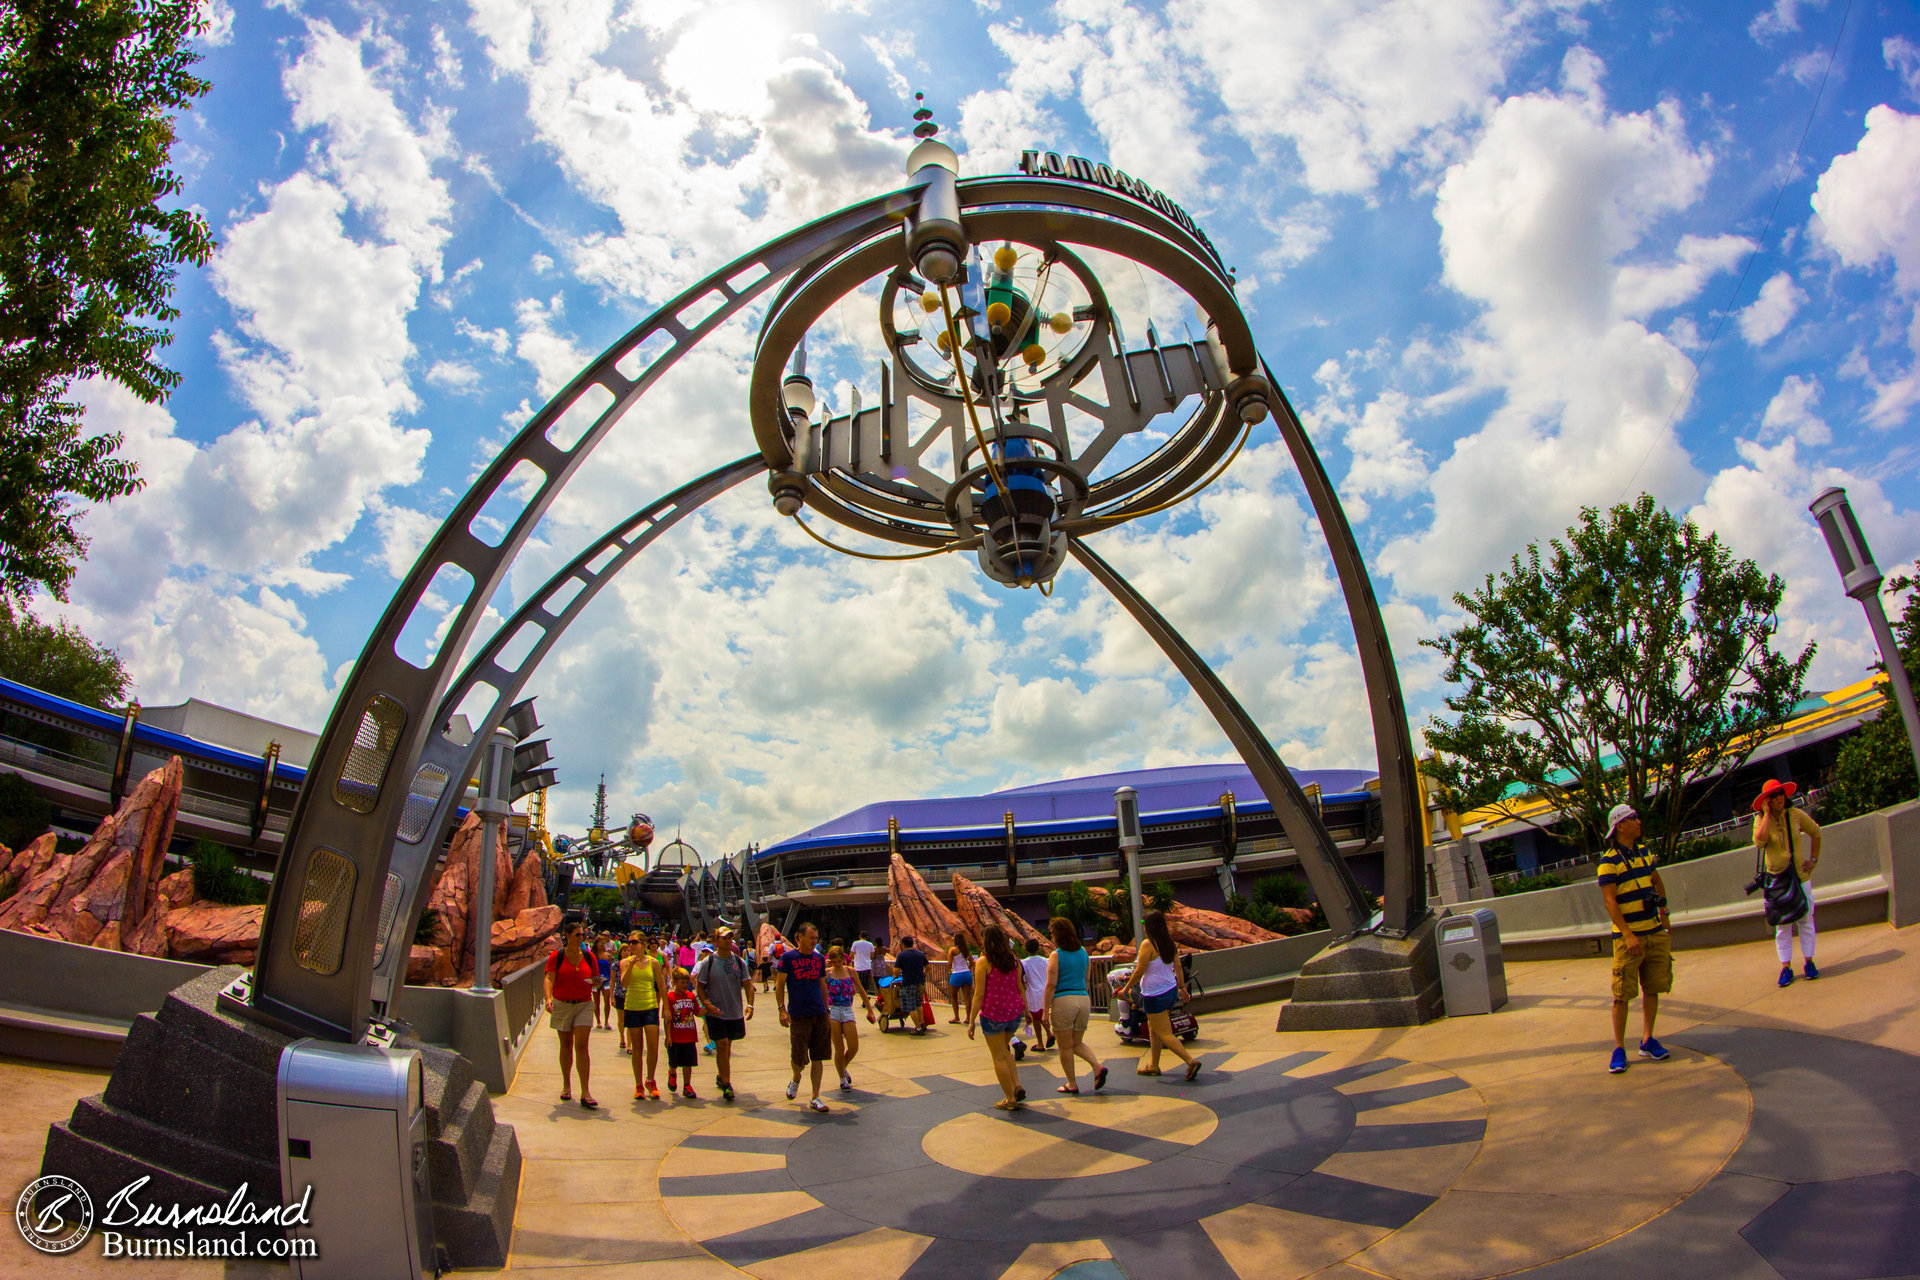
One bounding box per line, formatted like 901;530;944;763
236;99;1428;1045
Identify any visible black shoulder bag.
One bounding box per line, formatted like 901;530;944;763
1751;814;1809;928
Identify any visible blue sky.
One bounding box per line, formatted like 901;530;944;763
55;0;1920;855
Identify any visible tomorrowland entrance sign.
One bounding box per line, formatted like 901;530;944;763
1016;149;1228;273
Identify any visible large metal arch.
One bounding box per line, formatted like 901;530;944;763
251;169;1424;1042
367;456;766;1013
1068;541;1374;937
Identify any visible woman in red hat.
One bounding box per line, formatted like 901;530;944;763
1753;778;1823;987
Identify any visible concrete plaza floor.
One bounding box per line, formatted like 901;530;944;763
4;921;1917;1279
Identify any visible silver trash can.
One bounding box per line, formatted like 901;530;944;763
1437;908;1508;1016
277;1040;435;1279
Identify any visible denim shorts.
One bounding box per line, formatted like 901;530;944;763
979;1016;1023;1035
1141;990;1181;1015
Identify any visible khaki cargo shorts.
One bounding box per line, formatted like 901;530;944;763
1611;929;1672;1001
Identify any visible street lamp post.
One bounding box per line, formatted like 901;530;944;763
471;729;514;994
1115;786;1146;948
1810;487;1920;784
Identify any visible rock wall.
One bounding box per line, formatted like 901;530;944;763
951;872;1049;951
887;855;963;992
0;759;183;948
0;764;557;985
411;812;557;987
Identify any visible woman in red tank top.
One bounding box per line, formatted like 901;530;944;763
966;925;1029;1111
545;924;599;1107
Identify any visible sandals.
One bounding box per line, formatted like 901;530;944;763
1185;1061;1202;1082
1136;1068;1162;1077
1056;1085;1081;1094
580;1097;598;1109
1015;1087;1026;1102
559;1089;572;1101
1094;1067;1109;1092
993;1098;1023;1111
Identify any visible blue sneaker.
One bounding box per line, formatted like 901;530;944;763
1608;1047;1628;1074
1803;960;1819;980
1638;1037;1670;1061
1778;965;1794;988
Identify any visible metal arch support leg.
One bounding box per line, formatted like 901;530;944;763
1066;540;1375;939
249;180;925;1043
369;456;766;1016
1263;369;1429;938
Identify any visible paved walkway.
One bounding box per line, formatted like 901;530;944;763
4;922;1918;1278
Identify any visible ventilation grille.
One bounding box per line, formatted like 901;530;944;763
371;872;406;969
293;847;356;975
333;693;406;814
397;762;451;843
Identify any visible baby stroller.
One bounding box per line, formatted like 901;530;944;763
1107;958;1200;1046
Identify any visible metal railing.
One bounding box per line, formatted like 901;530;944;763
1484;789;1828;888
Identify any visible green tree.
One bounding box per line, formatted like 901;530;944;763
0;594;129;706
1820;574;1919;822
1424;496;1813;860
0;769;51;856
0;0;216;600
1146;880;1176;912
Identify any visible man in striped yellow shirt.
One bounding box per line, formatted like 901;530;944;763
1596;804;1672;1075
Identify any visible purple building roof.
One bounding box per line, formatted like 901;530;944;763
763;761;1378;856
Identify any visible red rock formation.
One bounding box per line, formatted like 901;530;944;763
755;921;789;962
0;759;182;945
887;855;963;992
126;868;197;957
950;873;1048;951
501;847;548;918
164;902;265;965
1165;902;1283;949
1076;885;1278;951
486;904;562;984
0;756;181;936
422;813;483;957
0;832;57;899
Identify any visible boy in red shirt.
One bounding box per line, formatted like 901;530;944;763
664;967;701;1099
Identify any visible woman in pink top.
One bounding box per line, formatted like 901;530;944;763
966;925;1029;1111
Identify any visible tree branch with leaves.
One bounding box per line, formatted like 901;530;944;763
0;0;215;600
1423;496;1814;858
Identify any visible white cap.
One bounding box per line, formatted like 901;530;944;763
1608;803;1637;834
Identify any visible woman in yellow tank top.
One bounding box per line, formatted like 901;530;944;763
1753;779;1822;986
621;940;666;1099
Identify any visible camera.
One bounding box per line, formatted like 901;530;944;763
1649;893;1669;914
1743;877;1762;897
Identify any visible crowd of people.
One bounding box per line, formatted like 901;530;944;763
539;908;1210;1115
546;773;1834;1104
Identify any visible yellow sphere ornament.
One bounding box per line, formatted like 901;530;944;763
1023;342;1046;366
993;245;1019;272
935;329;953;353
920;290;941;314
1049;311;1074;334
985;301;1012;327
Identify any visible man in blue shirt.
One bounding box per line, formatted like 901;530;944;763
892;936;929;1035
1597;804;1673;1075
775;922;832;1112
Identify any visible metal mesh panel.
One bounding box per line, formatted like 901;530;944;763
371;872;406;968
333;693;405;814
292;847;356;975
397;763;451;843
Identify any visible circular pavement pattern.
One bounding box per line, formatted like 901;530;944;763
658;1049;1504;1279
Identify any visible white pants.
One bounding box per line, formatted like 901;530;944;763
1776;883;1815;964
